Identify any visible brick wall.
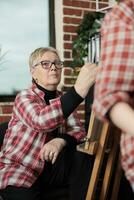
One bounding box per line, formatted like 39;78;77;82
63;0;109;66
0;103;13;124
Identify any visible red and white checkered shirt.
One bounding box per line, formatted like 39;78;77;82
93;1;134;191
0;84;85;189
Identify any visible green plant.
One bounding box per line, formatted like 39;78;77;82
71;12;104;68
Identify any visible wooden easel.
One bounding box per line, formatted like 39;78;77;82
77;111;122;200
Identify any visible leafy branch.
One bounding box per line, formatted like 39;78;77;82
71;12;104;68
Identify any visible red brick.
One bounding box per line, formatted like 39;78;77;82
90;2;96;9
63;0;90;9
63;8;82;16
63;67;73;76
72;1;90;8
2;105;13;114
0;115;11;124
63;25;77;33
99;2;109;9
64;43;72;49
63;0;74;7
64;34;71;41
63;17;82;24
64;51;71;59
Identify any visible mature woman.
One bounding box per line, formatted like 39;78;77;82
0;47;97;200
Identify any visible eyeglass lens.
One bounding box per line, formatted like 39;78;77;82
41;61;63;69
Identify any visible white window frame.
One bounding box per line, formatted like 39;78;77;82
96;0;117;12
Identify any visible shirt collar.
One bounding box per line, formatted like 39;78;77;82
31;83;45;100
30;83;61;100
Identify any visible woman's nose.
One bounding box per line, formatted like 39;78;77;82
50;63;57;71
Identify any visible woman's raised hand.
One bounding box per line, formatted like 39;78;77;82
74;63;98;98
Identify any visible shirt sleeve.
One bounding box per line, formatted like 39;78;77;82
93;8;134;121
60;86;84;118
59;87;86;143
13;91;64;131
56;133;77;147
62;111;86;143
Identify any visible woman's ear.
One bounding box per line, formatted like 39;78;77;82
30;67;34;75
30;67;36;80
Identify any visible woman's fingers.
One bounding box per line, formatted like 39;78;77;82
49;151;54;158
40;146;57;162
40;138;66;163
40;146;52;161
51;151;58;164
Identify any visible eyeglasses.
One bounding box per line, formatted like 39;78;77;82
33;60;64;69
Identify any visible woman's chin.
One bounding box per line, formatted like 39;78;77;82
50;78;60;84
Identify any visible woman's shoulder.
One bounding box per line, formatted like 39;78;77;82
14;86;36;102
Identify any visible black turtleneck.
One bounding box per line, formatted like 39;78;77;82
36;83;57;105
60;87;84;118
34;81;78;147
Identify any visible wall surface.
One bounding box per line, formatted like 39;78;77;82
62;0;109;66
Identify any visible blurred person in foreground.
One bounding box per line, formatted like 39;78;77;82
0;46;97;200
93;0;134;193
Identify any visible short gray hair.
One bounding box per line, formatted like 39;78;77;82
29;47;60;68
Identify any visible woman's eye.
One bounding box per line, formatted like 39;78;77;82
43;62;50;66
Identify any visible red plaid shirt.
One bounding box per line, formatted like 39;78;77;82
93;1;134;191
0;84;85;189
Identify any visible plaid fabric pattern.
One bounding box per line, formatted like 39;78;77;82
0;84;85;189
93;1;134;190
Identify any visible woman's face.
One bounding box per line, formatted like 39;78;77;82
31;51;62;90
